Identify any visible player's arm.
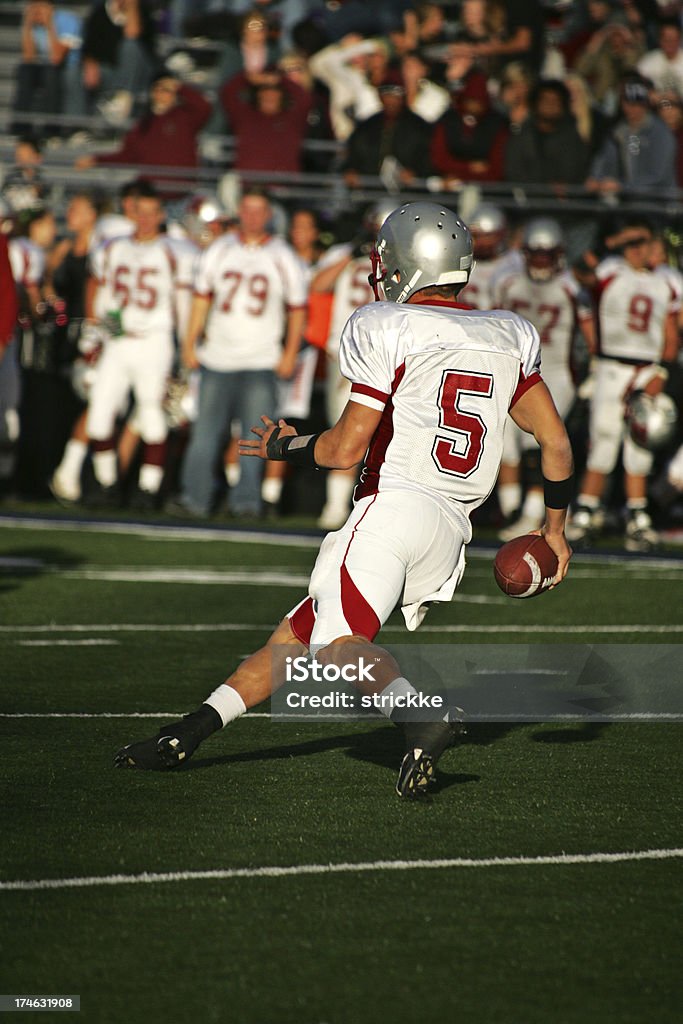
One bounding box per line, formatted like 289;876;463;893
277;305;306;380
239;399;382;471
309;253;351;293
510;380;573;583
182;294;211;370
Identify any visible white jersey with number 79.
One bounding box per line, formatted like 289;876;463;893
340;300;542;535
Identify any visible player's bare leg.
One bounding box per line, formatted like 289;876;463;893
114;617;307;770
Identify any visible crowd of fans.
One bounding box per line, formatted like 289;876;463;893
1;0;683;549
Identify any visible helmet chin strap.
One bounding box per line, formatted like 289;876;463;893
368;246;387;301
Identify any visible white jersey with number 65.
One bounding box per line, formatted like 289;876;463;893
340;300;542;533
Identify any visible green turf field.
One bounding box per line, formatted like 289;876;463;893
1;514;681;1024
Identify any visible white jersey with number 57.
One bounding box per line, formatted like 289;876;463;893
340;300;541;534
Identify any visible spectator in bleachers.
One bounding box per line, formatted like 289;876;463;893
495;60;534;132
565;71;612;157
587;75;677;195
211;9;280;99
220;66;312;174
74;71;211;198
341;71;432;188
0;233;19;498
655;92;683;186
308;34;388;141
400;50;449;123
638;18;683;98
80;0;157;126
1;136;48;212
11;0;83;137
448;0;547;77
226;0;316;53
575;17;644;114
504;79;591;189
278;51;334;171
430;69;508;186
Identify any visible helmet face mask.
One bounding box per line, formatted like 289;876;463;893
522;217;565;282
370;202;474;303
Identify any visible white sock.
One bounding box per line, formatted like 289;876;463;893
225;463;240;487
139;463;163;493
58;439;87;484
498;482;521;517
261;476;283;505
204;684;247;727
577;493;600;510
521;488;545;521
93;450;117;487
324;472;355;511
626;498;647;512
375;677;419;720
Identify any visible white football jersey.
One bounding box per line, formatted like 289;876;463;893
195;233;308;371
91;233;191;337
493;269;589;385
9;237;45;289
459;250;524;310
596;260;679;362
340;301;542;528
320;243;375;356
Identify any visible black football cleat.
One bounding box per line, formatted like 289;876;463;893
114;734;170;770
396;711;465;800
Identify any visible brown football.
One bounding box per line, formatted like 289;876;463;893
493;534;559;598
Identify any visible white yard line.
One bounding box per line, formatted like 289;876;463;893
1;848;681;893
1;623;682;635
17;640;120;647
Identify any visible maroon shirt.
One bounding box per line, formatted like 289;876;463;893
220;72;312;173
96;84;212;191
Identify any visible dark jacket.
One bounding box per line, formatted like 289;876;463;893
82;3;156;67
504;117;590;184
343;108;432;178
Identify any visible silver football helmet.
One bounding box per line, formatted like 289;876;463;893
467;203;507;260
370;202;474;303
625;391;678;451
522;217;565;282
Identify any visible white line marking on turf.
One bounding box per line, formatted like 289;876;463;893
17;639;120;647
1;712;680;720
1;848;681;892
1;623;682;635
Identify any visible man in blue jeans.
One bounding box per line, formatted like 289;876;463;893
175;189;307;517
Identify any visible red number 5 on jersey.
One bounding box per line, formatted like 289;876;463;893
432;370;494;477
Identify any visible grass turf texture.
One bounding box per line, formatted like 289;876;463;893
1;517;682;1023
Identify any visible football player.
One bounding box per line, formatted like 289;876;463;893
458;203;523;311
309;199;396;530
567;218;680;551
116;201;573;798
494;218;595;537
85;181;196;507
173;188;308;518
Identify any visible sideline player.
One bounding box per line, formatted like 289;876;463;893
567;218;679;551
85;181;195;507
494;218;594;538
116;202;573;799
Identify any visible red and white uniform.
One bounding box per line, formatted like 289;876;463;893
458;250;523;310
587;259;680;477
2;239;46;447
319;243;375;423
86;234;196;444
289;300;542;650
195;233;307;371
493;269;590;463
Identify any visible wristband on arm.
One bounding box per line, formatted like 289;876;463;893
543;474;574;510
266;428;320;468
